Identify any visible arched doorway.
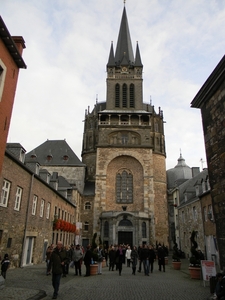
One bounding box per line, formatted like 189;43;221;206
118;218;133;246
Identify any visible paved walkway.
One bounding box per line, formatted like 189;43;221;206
1;257;214;300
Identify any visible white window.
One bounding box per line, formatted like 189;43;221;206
46;202;50;219
32;195;37;215
85;202;91;210
40;199;45;217
0;179;11;207
0;59;7;102
193;206;197;221
14;186;23;211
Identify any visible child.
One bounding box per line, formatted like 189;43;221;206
1;253;10;279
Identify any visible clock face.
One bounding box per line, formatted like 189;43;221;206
122;67;127;72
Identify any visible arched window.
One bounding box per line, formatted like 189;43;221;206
116;170;133;203
142;222;147;238
104;221;109;237
115;84;120;107
130;84;135;108
85;202;91;210
122;84;127;108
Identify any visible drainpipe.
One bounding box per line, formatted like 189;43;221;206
20;173;34;267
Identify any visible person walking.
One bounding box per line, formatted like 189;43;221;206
137;244;143;273
125;246;132;267
141;244;150;276
1;253;10;279
46;244;54;275
49;241;67;299
83;245;92;277
157;244;166;272
116;245;125;276
97;245;104;275
108;245;116;271
149;245;156;273
131;246;139;275
73;244;83;276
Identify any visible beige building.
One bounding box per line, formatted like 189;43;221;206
81;6;168;248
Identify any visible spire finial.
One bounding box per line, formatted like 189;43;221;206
180;148;182;157
124;0;126;6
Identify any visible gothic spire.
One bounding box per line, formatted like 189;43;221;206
134;42;143;67
115;7;134;66
107;41;115;67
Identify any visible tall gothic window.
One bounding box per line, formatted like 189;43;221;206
122;84;127;108
115;84;120;107
104;221;109;237
142;222;147;238
130;84;135;108
116;170;133;203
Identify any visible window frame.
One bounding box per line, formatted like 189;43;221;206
0;179;11;207
14;186;23;211
32;195;38;215
40;199;45;217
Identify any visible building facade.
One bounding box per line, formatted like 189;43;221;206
81;7;168;248
0;16;26;176
191;54;225;271
0;143;77;267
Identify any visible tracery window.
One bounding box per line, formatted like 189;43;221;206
130;84;135;108
115;83;120;107
116;170;133;203
122;84;127;108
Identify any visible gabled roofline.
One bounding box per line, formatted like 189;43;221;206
191;55;225;108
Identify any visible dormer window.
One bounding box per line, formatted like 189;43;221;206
63;155;69;161
47;154;53;161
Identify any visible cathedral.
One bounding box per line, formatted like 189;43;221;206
81;6;168;248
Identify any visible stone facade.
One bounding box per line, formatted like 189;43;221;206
81;7;168;247
191;55;225;270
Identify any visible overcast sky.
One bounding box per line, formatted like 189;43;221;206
2;0;225;170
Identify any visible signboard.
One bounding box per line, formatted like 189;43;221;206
201;260;217;281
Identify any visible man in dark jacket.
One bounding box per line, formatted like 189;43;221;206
83;245;92;277
49;241;67;299
157;245;166;272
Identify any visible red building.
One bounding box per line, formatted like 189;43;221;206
0;16;26;175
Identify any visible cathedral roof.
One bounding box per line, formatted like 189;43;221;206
25;140;84;166
167;154;192;189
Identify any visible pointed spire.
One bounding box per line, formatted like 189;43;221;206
107;41;115;67
115;7;134;66
134;42;143;67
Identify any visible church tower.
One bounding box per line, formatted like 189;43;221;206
81;5;168;247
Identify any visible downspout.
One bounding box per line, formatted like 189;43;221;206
20;173;34;267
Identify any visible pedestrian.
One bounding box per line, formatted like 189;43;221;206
141;244;150;276
149;245;156;273
83;245;92;277
158;244;166;272
215;272;225;300
104;245;109;267
49;241;68;299
131;246;139;275
1;253;10;279
115;244;125;276
97;245;104;275
108;245;116;271
137;244;143;273
125;245;132;267
72;244;83;276
46;244;54;275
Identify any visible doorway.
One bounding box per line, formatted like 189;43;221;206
118;231;133;247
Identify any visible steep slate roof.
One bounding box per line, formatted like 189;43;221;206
0;16;26;69
25;140;85;166
191;54;225;108
115;7;135;66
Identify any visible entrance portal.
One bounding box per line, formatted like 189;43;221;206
118;231;133;247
